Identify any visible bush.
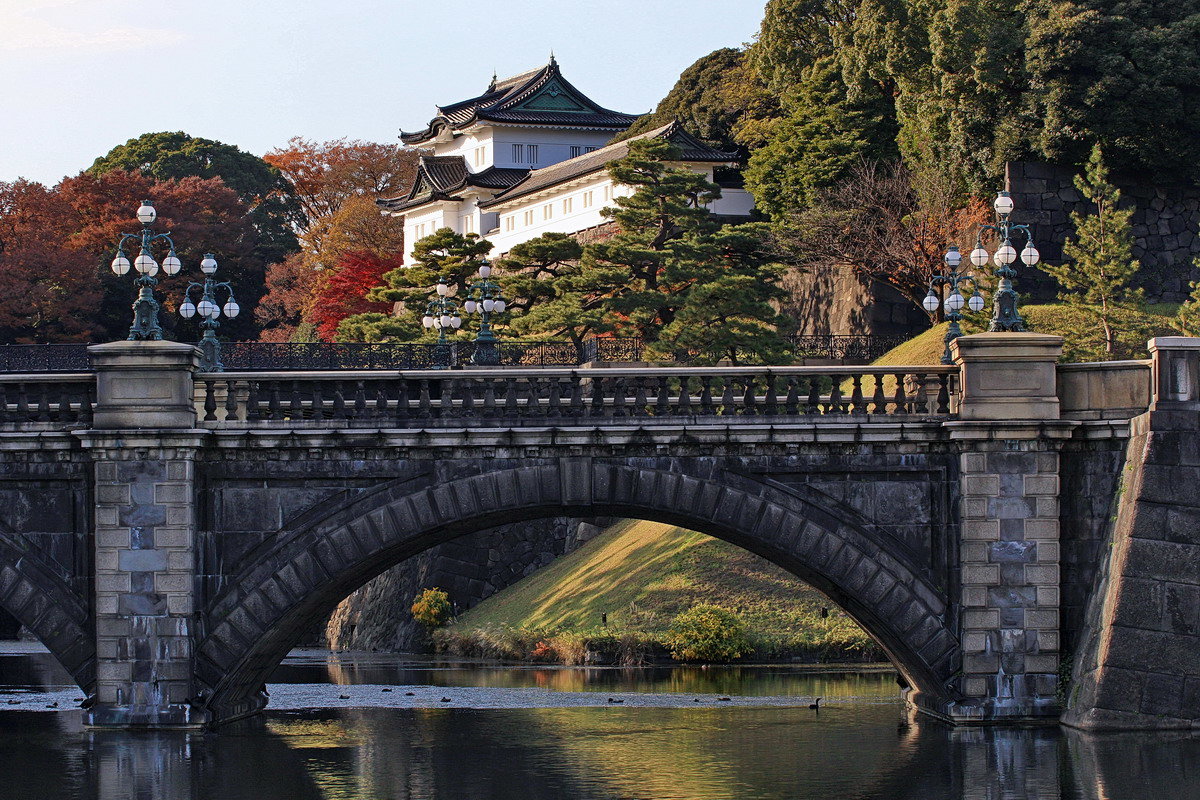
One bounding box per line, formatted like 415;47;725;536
666;604;752;662
410;587;452;630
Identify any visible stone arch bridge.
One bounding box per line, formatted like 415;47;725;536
1;334;1197;730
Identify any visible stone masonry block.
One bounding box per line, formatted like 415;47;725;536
964;497;990;520
97;661;131;682
1024;564;1059;585
1025;609;1059;629
166;461;192;481
1038;630;1060;652
963;609;1000;629
96;484;130;505
118;549;168;572
963;474;1000;496
963;564;1000;585
96;507;119;526
964;631;989;653
167;551;192;571
154;483;188;505
990;541;1037;563
963;519;1000;540
989;496;1035;519
964;653;999;673
964;677;988;697
152;527;191;549
1024;474;1059;496
1026;654;1058;673
1023;519;1058;540
963;586;988;607
1036;542;1060;562
1035;497;1058;518
962;542;990;563
155;573;191;593
962;453;989;473
167;594;193;615
1036;586;1060;607
96;573;131;594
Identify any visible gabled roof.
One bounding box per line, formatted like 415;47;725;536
376;155;528;213
478;121;738;209
400;57;639;145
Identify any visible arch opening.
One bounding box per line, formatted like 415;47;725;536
197;461;959;723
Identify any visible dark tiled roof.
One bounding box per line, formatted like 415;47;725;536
478;121;738;209
400;58;638;145
377;156;528;212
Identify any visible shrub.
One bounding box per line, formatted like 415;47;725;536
411;587;452;630
666;604;752;662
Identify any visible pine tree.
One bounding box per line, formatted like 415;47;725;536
339;228;493;342
1041;145;1140;355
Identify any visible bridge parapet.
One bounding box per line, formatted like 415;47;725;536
192;365;958;428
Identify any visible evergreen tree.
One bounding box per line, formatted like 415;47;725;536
1041;145;1140;355
743;56;898;220
340;228;493;342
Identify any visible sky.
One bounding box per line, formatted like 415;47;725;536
0;0;767;185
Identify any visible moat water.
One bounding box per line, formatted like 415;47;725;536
1;643;1197;800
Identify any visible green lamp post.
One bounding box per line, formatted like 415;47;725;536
108;200;184;340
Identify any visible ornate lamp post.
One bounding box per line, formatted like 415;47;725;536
178;254;240;371
463;260;506;366
109;200;183;340
967;191;1041;332
923;245;986;364
421;277;463;368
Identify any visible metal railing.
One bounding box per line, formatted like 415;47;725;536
0;334;912;373
193;366;957;427
0;375;95;426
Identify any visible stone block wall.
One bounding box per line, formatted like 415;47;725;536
1007;161;1200;303
324;517;609;651
782;262;928;337
955;441;1063;718
82;433;204;727
1063;415;1200;729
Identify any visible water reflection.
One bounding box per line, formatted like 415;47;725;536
1;707;1198;799
2;646;1199;800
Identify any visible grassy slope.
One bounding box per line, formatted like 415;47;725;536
878;303;1183;366
450;520;876;656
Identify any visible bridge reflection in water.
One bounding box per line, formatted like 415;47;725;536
1;705;1196;800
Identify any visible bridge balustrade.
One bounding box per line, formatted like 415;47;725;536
0;374;94;427
192;365;958;426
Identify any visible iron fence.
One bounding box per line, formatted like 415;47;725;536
0;334;911;373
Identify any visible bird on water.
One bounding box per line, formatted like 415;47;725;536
809;698;821;710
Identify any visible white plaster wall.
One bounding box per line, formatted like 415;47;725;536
487;127;614;169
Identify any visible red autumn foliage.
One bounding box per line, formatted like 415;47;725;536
308;250;397;341
0;180;102;342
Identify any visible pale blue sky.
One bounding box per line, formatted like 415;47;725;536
0;0;766;185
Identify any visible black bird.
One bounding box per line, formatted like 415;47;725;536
381;688;393;692
405;692;415;696
338;694;350;700
46;702;58;709
717;697;731;702
440;697;452;703
607;697;624;704
809;698;822;710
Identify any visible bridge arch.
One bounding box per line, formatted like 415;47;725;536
196;459;961;722
0;525;95;693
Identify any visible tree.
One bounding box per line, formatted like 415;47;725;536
617;48;752;152
780;159;991;318
256;138;417;342
410;588;452;630
263;137;421;234
89;131;299;266
57;169;263;342
743;56;898;219
1041;145;1140;354
0;180;103;343
340;228;493;343
495;233;601;357
1025;0;1200;183
307;251;397;341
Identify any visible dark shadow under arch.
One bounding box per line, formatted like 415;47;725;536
196;460;961;722
0;526;95;693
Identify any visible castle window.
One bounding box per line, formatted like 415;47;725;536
523;210;534;226
603;185;612;201
528;145;539;164
474;147;486;167
585;146;597;153
543;203;553;220
570;146;582;158
512;144;524;163
563;197;573;214
582;191;593;208
505;216;515;232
